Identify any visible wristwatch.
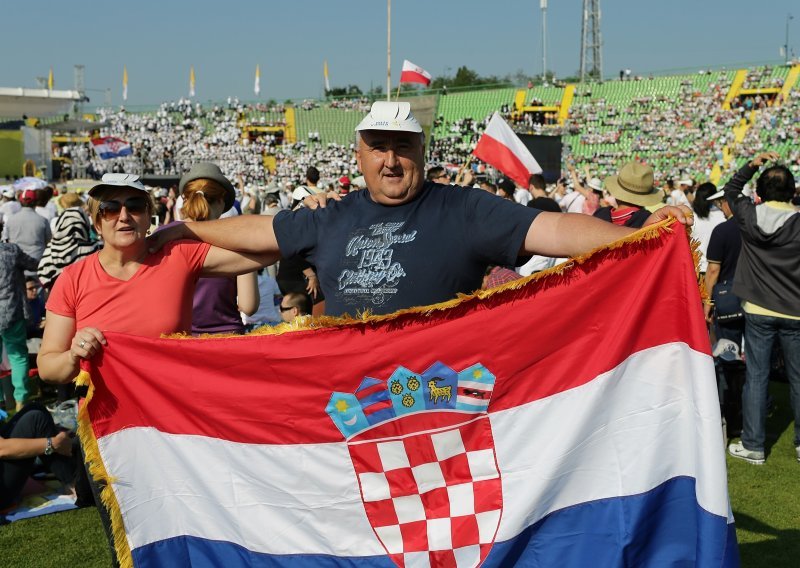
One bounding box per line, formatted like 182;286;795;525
44;437;54;456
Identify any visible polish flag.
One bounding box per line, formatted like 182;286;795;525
473;112;542;187
400;60;432;86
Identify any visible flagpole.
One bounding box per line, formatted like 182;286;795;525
386;0;391;101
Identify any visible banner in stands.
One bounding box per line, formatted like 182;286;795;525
78;220;738;568
90;136;133;160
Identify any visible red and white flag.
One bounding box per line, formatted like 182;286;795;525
472;112;542;188
400;60;432;86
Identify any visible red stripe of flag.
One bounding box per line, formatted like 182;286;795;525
361;398;394;416
88;225;706;445
473;135;531;189
355;382;387;400
458;386;491;400
399;70;431;86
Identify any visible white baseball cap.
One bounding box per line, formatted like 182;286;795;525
587;177;603;192
356;101;422;133
88;173;148;198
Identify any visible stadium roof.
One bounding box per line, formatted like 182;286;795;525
0;87;82;118
41;118;108;132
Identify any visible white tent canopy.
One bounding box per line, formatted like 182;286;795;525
0;87;82;118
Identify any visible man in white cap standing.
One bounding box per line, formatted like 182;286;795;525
150;102;692;316
0;186;21;227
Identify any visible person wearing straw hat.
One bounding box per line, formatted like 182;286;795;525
593;161;665;228
149;102;693;317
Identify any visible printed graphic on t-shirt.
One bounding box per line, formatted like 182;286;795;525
338;222;417;307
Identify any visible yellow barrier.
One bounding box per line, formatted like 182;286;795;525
559;84;575;125
284;107;297;144
722;69;748;110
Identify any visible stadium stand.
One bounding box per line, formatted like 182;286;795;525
7;63;797;190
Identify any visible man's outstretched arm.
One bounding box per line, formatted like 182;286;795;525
522;206;692;258
149;214;281;256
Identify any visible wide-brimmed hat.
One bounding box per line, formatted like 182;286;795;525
88;173;148;199
13;177;47;191
604;162;662;207
178;162;235;211
587;177;603;192
58;192;84;209
356;101;422;134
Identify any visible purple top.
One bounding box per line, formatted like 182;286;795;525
158;221;243;335
192;276;243;335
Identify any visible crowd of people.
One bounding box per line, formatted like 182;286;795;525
0;69;798;563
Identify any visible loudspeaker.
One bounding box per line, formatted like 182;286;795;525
517;135;562;184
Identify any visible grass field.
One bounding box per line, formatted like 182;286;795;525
2;382;798;567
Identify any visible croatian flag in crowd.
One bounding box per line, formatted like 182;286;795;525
80;221;738;567
90;136;133;160
400;60;432;86
472;112;542;188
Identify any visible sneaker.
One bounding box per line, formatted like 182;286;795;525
712;339;741;362
728;441;765;465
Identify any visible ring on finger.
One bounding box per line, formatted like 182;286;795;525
79;339;86;349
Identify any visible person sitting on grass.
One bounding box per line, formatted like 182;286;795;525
0;403;76;511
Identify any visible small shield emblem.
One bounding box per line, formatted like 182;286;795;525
328;363;502;568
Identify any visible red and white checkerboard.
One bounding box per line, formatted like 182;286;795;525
349;416;502;568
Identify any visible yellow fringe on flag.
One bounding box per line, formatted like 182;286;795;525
75;369;134;568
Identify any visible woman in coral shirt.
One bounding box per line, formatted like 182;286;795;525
37;173;274;383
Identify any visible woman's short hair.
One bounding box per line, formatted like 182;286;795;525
181;178;228;221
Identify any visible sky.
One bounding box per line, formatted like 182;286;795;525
1;0;796;108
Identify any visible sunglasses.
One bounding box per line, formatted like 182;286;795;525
99;196;148;220
279;305;294;312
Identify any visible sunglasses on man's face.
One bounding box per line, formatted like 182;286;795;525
99;196;148;220
279;305;294;312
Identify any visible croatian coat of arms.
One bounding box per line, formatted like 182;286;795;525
327;362;501;568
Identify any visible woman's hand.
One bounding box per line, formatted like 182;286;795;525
70;327;107;362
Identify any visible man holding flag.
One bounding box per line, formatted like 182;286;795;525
132;102;736;567
150;101;691;316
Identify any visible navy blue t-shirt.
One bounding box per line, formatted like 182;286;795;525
273;182;540;316
706;218;741;283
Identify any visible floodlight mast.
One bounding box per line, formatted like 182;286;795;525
541;0;548;82
579;0;603;82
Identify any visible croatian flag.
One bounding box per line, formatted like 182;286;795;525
400;60;432;86
79;220;738;567
472;112;542;188
90;137;133;160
